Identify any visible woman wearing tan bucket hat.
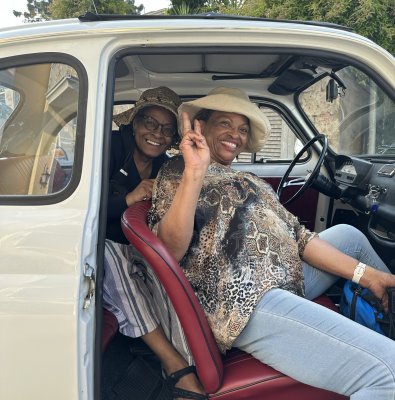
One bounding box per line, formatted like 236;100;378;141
103;87;207;400
149;86;395;399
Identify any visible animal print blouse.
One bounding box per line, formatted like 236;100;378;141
149;156;317;353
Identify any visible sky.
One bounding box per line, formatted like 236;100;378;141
0;0;172;29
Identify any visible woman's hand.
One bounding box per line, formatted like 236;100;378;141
179;112;211;175
125;178;154;206
156;113;210;261
361;268;395;313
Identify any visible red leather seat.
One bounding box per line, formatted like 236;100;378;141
121;201;347;399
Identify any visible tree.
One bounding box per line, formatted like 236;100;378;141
50;0;143;19
168;0;207;14
13;0;53;22
168;0;245;14
13;0;143;22
220;0;395;55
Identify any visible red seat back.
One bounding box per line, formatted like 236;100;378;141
121;201;223;393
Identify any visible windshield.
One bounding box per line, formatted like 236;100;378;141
298;66;395;157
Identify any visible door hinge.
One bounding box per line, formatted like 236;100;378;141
83;263;96;310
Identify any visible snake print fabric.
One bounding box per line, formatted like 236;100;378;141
149;156;317;352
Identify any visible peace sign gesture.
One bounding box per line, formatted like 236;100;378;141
179;111;211;174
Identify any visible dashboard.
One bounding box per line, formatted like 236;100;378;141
333;155;395;247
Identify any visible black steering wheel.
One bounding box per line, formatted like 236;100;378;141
277;134;328;205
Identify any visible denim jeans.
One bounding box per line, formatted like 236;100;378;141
233;224;395;399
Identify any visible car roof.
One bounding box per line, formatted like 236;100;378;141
1;13;393;97
0;13;367;42
78;12;352;31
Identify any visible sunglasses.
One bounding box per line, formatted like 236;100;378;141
139;115;176;138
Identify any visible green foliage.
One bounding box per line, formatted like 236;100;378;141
172;2;192;15
168;0;246;14
50;0;143;18
14;0;53;22
168;0;207;14
224;0;394;55
14;0;143;21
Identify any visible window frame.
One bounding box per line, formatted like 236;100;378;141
232;99;313;167
0;53;88;205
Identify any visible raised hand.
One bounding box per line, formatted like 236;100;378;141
179;111;211;174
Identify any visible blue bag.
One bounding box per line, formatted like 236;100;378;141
339;280;395;339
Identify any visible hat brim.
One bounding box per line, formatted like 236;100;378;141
128;101;179;124
113;102;180;127
113;107;134;127
178;93;270;153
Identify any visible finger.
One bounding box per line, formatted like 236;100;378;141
194;121;207;146
182;111;192;133
142;189;152;201
194;119;202;136
182;131;204;142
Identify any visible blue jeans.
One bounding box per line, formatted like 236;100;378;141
233;224;395;399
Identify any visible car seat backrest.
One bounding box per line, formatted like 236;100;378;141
121;201;224;393
0;154;61;195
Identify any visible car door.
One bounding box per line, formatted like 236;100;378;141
0;51;96;399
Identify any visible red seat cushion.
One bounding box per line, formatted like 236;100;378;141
215;296;343;400
217;348;345;400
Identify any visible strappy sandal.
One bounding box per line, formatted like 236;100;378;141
166;365;208;399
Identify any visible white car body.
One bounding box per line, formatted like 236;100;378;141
0;15;394;400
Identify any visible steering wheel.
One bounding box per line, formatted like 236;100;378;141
276;134;328;205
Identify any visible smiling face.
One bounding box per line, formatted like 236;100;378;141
132;106;176;160
200;111;249;165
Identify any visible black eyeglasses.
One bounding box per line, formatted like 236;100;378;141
139;115;176;138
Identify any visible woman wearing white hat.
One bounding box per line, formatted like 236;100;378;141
149;86;395;399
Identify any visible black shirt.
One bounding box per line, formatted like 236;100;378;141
106;128;168;244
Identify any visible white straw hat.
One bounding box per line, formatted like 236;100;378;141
178;87;270;153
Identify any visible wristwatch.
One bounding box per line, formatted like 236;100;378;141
352;262;366;284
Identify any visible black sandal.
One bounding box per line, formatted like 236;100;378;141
166;365;208;399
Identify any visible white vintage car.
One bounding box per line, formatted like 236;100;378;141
0;13;394;400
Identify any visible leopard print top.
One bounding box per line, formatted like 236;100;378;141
149;156;317;352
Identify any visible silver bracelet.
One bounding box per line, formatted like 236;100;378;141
352;262;366;284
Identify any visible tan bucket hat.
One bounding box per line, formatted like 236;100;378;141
113;86;181;127
178;87;270;153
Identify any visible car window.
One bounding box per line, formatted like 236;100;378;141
0;84;20;133
0;62;80;196
298;66;395;157
113;103;304;164
234;106;305;164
